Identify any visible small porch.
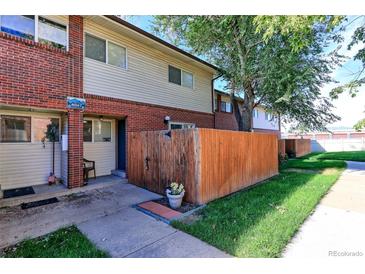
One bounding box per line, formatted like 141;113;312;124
0;175;125;208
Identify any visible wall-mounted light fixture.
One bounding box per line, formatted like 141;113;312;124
164;116;171;125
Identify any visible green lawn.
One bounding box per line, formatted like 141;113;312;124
309;151;365;162
280;151;365;170
1;226;108;258
172;152;348;258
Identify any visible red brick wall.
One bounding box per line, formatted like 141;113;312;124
214;112;238;131
0;16;83;109
252;128;281;137
0;16;84;188
84;94;214;131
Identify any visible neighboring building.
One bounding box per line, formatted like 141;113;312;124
214;90;281;135
283;127;365;152
284;128;365;140
0;15;218;192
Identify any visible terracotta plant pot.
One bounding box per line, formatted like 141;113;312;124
166;189;185;209
48;173;56;185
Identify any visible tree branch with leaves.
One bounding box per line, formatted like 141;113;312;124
153;16;343;131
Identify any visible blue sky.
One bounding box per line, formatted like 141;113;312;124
125;15;365;129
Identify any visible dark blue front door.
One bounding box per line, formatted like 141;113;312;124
118;119;126;170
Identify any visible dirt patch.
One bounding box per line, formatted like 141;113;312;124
285;168;320;174
320;168;339;175
178;211;203;225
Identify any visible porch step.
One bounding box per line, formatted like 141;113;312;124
111;169;126;178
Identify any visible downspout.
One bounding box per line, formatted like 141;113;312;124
211;73;223;128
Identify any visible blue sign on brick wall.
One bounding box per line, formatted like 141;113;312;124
67;97;86;110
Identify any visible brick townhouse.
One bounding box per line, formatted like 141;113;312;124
0;15;278;193
0;15;218;193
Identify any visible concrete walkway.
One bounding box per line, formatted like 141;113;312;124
0;182;229;258
284;161;365;258
77;207;229;258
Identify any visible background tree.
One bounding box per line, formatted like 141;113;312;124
329;16;365;99
153;16;342;131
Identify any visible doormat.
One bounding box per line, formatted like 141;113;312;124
21;197;59;210
3;186;35;199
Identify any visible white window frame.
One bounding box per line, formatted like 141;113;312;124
84;32;128;70
253;109;259;118
0;15;69;50
83;118;113;143
168;65;195;90
168;121;196;130
0;113;61;144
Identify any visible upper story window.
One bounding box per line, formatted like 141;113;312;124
220;101;232;113
265;112;273;121
0;16;67;50
253;109;259;118
85;33;127;69
168;65;194;89
0;15;35;40
38;17;67;49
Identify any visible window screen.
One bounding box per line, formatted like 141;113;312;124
0;15;35;40
83;120;92;142
108;42;126;68
168;65;181;85
85;34;106;62
0;115;31;142
182;71;193;88
38;17;67;49
94;120;111;142
33;117;60;142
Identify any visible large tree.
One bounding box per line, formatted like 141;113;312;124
328;16;365;130
153;16;342;131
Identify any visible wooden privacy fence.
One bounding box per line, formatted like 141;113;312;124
278;139;286;158
128;128;279;204
284;139;311;157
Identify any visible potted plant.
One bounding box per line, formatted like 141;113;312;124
166;182;185;209
42;121;59;185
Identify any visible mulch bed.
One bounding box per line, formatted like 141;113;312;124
153;197;198;213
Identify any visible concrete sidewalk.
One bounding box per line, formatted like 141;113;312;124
283;161;365;258
1;181;229;258
77;207;230;258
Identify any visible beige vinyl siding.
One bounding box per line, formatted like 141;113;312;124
83;20;213;113
0;143;61;190
0;110;62;190
83;118;116;177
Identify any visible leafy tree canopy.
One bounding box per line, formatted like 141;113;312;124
329;16;365;99
153;16;343;131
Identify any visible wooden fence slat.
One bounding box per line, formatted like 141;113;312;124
128;129;279;204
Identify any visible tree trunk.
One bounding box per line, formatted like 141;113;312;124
233;84;254;132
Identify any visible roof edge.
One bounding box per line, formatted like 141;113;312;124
104;15;218;71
